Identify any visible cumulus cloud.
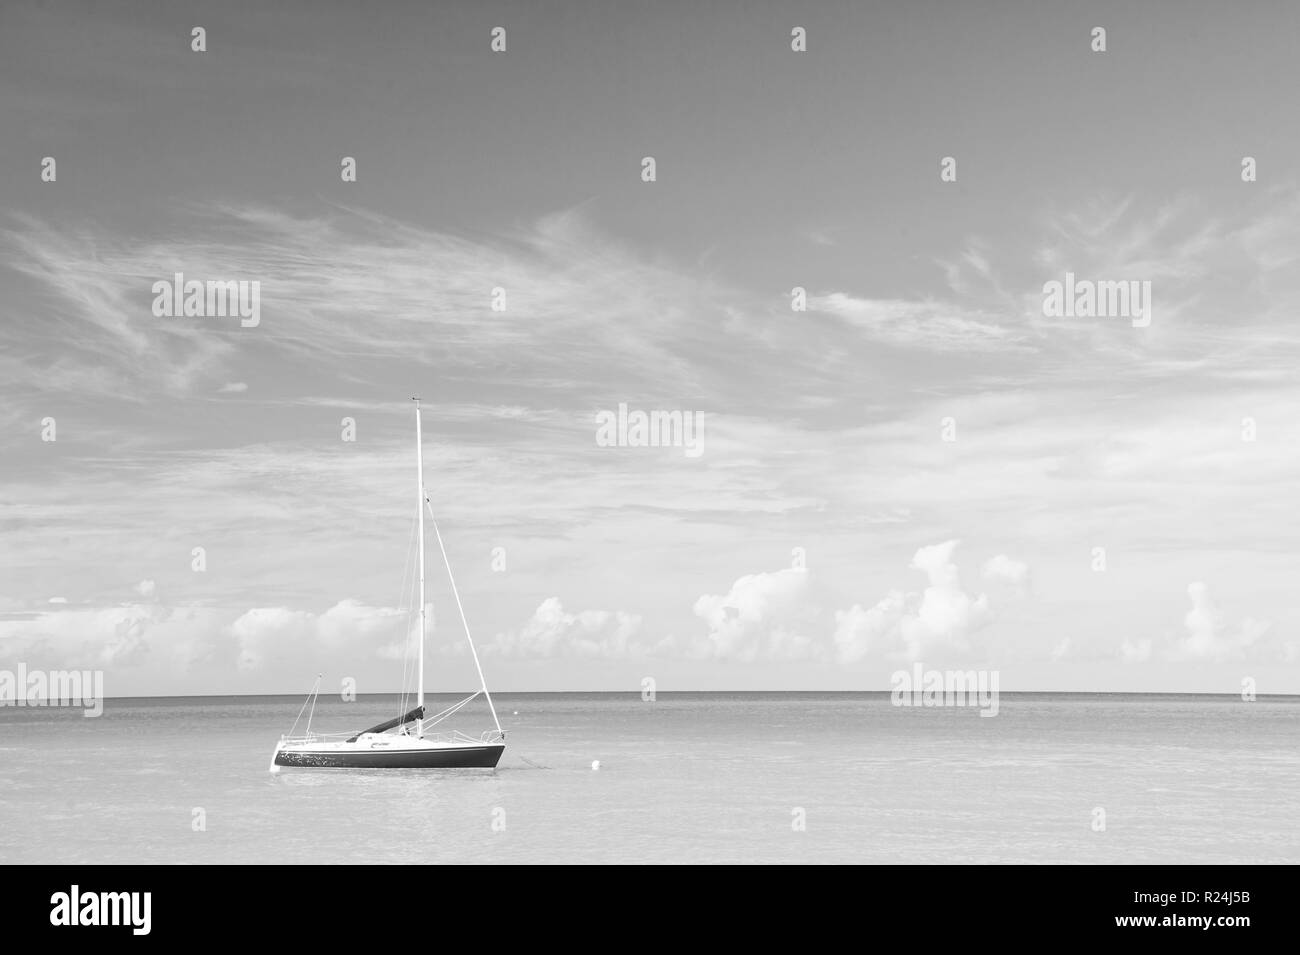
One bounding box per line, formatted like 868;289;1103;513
982;554;1029;590
833;592;905;663
695;542;1012;664
0;594;424;693
835;541;999;663
1174;582;1270;662
99;615;151;667
1119;638;1153;663
232;599;406;671
487;598;643;658
232;607;316;671
691;568;816;662
0;602;168;668
1118;583;1286;663
897;541;992;660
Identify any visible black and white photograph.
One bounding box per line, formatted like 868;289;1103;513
0;0;1294;913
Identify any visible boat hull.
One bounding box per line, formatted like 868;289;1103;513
274;742;504;769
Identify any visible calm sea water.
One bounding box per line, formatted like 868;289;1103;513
1;693;1296;864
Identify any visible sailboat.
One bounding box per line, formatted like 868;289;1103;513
270;397;505;770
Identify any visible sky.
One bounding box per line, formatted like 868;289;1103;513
1;0;1298;697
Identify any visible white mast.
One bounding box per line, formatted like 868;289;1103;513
413;397;426;735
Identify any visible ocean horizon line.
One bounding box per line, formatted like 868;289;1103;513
15;688;1298;702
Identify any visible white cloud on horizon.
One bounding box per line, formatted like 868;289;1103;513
0;595;414;684
833;591;907;663
692;542;1010;665
690;568;816;662
1119;638;1154;663
897;540;992;660
983;554;1029;590
1117;581;1288;664
1175;582;1271;663
486;597;643;658
233;599;409;671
